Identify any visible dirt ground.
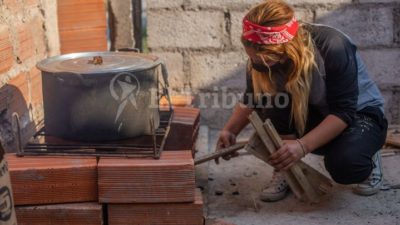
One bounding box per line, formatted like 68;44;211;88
196;126;400;225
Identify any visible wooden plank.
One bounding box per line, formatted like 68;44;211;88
248;112;304;200
385;137;400;149
263;119;320;203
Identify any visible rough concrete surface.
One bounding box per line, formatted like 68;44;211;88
196;128;400;225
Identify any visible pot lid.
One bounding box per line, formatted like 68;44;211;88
37;52;160;74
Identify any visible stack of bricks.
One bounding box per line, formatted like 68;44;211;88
6;154;103;225
5;95;204;225
99;96;203;225
57;0;108;53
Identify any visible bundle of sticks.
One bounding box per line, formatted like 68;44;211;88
196;112;334;203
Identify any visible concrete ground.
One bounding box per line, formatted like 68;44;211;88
196;126;400;225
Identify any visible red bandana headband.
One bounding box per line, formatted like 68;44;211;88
242;17;299;45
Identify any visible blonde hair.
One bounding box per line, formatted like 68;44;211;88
242;0;316;136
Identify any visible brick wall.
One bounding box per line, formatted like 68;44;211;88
0;0;60;151
146;0;400;129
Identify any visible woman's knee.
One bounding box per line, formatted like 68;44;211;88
324;154;372;185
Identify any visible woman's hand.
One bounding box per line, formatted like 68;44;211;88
215;130;239;164
268;140;305;171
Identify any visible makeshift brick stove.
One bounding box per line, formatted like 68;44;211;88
8;104;203;225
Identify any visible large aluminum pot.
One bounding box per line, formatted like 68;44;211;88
37;51;169;141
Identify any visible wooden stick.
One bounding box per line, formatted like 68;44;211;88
385;137;400;149
194;141;247;165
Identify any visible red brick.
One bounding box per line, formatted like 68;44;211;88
16;202;103;225
59;28;108;54
57;0;108;54
108;190;204;225
17;23;35;61
57;0;107;31
6;154;98;206
164;107;201;152
98;151;195;203
0;25;13;74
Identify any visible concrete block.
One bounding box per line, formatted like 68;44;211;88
295;8;315;22
185;0;260;10
359;49;400;85
152;52;186;88
0;25;13;74
193;88;243;129
316;7;394;47
147;11;225;49
108;0;134;50
381;90;394;124
230;11;247;49
189;51;247;90
146;0;186;9
359;0;400;3
395;8;400;45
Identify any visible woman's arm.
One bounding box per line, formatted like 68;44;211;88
268;115;347;171
222;103;254;135
300;114;347;153
215;103;253;163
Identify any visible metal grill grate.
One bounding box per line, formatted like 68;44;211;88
16;110;173;159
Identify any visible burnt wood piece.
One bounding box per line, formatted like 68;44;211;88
98;150;195;203
16;202;103;225
107;189;204;225
6;154;98;205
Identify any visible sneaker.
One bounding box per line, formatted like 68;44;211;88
353;151;383;196
260;170;290;202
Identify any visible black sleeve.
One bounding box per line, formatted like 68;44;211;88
320;34;359;125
